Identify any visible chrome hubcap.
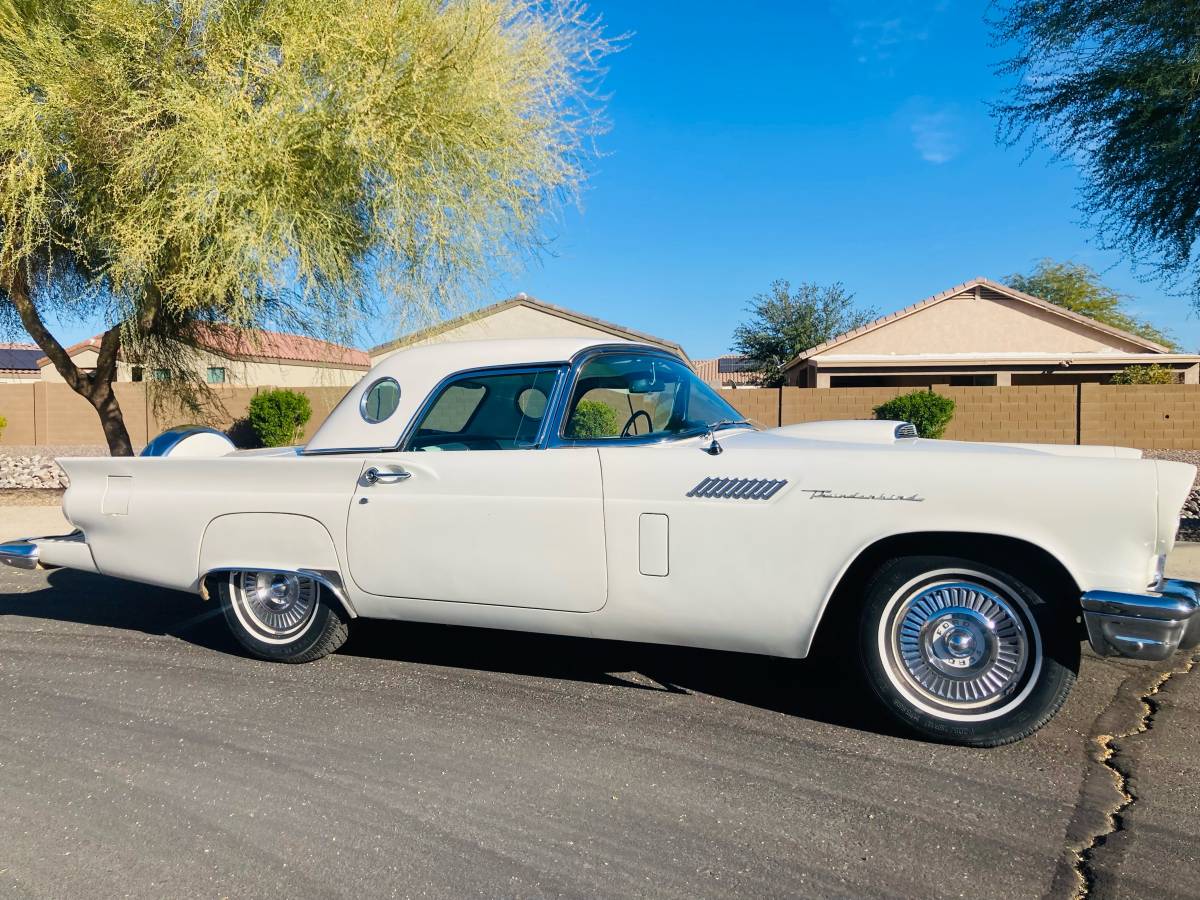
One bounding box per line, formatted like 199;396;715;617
233;571;319;640
889;581;1030;709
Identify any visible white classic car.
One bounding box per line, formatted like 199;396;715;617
3;338;1198;746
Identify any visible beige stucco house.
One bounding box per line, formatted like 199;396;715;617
38;327;369;387
369;294;688;365
783;277;1200;388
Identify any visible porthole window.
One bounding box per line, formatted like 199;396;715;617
516;385;548;419
361;377;401;424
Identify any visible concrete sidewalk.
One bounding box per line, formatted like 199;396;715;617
0;506;71;543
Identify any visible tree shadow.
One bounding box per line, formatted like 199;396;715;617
2;568;907;739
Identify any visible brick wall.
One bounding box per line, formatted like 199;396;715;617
719;384;1200;449
939;386;1076;444
1079;384;1200;450
0;383;350;447
2;381;1198;450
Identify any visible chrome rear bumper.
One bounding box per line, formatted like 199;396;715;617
0;532;94;573
0;540;39;570
1082;579;1200;661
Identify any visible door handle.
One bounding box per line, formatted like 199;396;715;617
363;466;411;485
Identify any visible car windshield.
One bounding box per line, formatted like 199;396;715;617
563;353;750;441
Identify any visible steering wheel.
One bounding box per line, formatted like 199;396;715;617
620;410;654;438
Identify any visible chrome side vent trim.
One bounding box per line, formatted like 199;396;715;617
687;477;788;500
894;422;918;439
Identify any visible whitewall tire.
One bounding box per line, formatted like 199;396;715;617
217;571;350;663
858;556;1078;747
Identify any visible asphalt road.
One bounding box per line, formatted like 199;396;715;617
0;562;1197;899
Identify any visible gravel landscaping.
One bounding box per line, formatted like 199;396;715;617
1143;450;1200;541
0;445;110;490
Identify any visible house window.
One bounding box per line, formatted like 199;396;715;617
152;368;170;381
207;366;227;384
131;367;144;382
949;375;996;386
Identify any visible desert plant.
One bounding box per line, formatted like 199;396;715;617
248;390;312;447
1109;364;1177;385
874;391;956;439
566;400;619;439
0;414;6;439
0;0;613;455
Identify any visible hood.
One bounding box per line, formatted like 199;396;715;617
720;419;1143;460
772;420;917;444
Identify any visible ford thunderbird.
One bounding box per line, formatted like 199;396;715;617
3;338;1197;746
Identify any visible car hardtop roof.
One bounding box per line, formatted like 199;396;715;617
305;338;687;454
369;337;680;379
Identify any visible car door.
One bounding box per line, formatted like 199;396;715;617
345;366;608;612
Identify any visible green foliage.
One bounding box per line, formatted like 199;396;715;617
993;2;1200;299
248;389;312;447
732;280;878;387
873;391;956;440
566;399;619;439
1109;364;1177;385
0;0;613;450
1004;259;1177;348
0;413;6;438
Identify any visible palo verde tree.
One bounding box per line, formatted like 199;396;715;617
732;280;877;387
993;1;1200;303
0;0;612;454
1003;259;1178;349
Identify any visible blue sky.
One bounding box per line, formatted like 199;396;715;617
478;0;1199;358
35;0;1200;357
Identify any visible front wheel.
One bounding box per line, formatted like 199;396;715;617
217;571;350;663
858;556;1078;747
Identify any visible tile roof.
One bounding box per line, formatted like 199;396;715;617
196;325;369;368
37;327;369;369
784;277;1172;370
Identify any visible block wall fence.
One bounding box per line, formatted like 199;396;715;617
0;382;1197;450
0;383;349;448
720;384;1200;450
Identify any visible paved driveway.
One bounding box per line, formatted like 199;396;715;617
0;547;1196;898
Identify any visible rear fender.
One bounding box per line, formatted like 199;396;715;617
198;513;356;617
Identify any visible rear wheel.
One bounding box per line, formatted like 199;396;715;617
217;571;349;663
858;555;1078;747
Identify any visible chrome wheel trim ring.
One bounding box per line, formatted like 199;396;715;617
877;569;1043;723
229;571;320;645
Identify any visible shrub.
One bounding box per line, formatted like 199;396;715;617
248;389;312;447
0;414;6;439
566;399;619;439
873;390;956;439
1109;364;1176;385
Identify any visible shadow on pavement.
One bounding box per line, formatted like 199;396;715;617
0;568;907;740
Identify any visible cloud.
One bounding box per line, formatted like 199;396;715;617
830;0;947;66
910;108;960;164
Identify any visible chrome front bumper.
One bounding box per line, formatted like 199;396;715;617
1082;579;1200;661
0;540;39;570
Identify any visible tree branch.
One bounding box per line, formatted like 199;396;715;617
93;325;122;385
3;267;88;394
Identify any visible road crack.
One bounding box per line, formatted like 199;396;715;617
1070;653;1197;899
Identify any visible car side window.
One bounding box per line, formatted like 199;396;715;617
563;353;744;441
406;368;561;451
